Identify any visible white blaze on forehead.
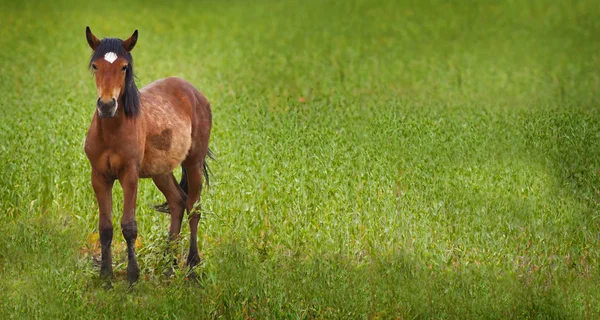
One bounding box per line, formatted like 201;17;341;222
104;52;118;64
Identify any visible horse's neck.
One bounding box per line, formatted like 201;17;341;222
95;106;142;142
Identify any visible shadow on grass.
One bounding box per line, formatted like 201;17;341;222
521;107;600;205
196;241;579;319
0;206;595;319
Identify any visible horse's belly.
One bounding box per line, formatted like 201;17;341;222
139;125;192;178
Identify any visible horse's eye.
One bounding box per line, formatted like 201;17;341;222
91;64;97;70
121;65;128;71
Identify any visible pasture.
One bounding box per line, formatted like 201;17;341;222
1;0;599;318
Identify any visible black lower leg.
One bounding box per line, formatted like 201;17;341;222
121;220;139;284
187;236;200;267
99;225;113;279
187;213;201;267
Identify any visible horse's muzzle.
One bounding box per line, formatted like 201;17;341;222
97;98;118;118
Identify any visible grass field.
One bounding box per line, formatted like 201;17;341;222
1;0;600;318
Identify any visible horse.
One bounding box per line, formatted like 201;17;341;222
84;27;212;284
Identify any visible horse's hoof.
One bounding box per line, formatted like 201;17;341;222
102;280;113;290
186;254;202;268
127;264;140;284
187;269;198;280
126;282;137;293
128;273;139;285
100;266;114;280
163;267;175;278
185;269;205;287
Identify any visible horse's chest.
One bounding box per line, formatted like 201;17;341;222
85;132;142;177
86;148;139;177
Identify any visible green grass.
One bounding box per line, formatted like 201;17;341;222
1;0;600;318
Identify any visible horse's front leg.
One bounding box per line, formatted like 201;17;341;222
119;166;140;285
91;169;115;281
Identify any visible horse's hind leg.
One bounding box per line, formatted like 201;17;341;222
152;173;186;239
153;173;187;275
182;162;204;269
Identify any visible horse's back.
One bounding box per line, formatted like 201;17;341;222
142;77;211;122
138;77;211;177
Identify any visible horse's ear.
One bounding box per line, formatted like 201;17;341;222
122;30;138;52
86;26;100;50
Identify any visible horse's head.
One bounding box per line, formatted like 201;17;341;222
86;27;139;118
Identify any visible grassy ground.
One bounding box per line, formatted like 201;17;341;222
1;0;599;318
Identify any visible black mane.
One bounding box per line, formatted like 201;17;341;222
89;38;140;118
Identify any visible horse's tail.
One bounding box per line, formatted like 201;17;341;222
202;147;215;189
154;148;215;213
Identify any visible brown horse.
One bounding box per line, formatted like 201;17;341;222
84;27;212;284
